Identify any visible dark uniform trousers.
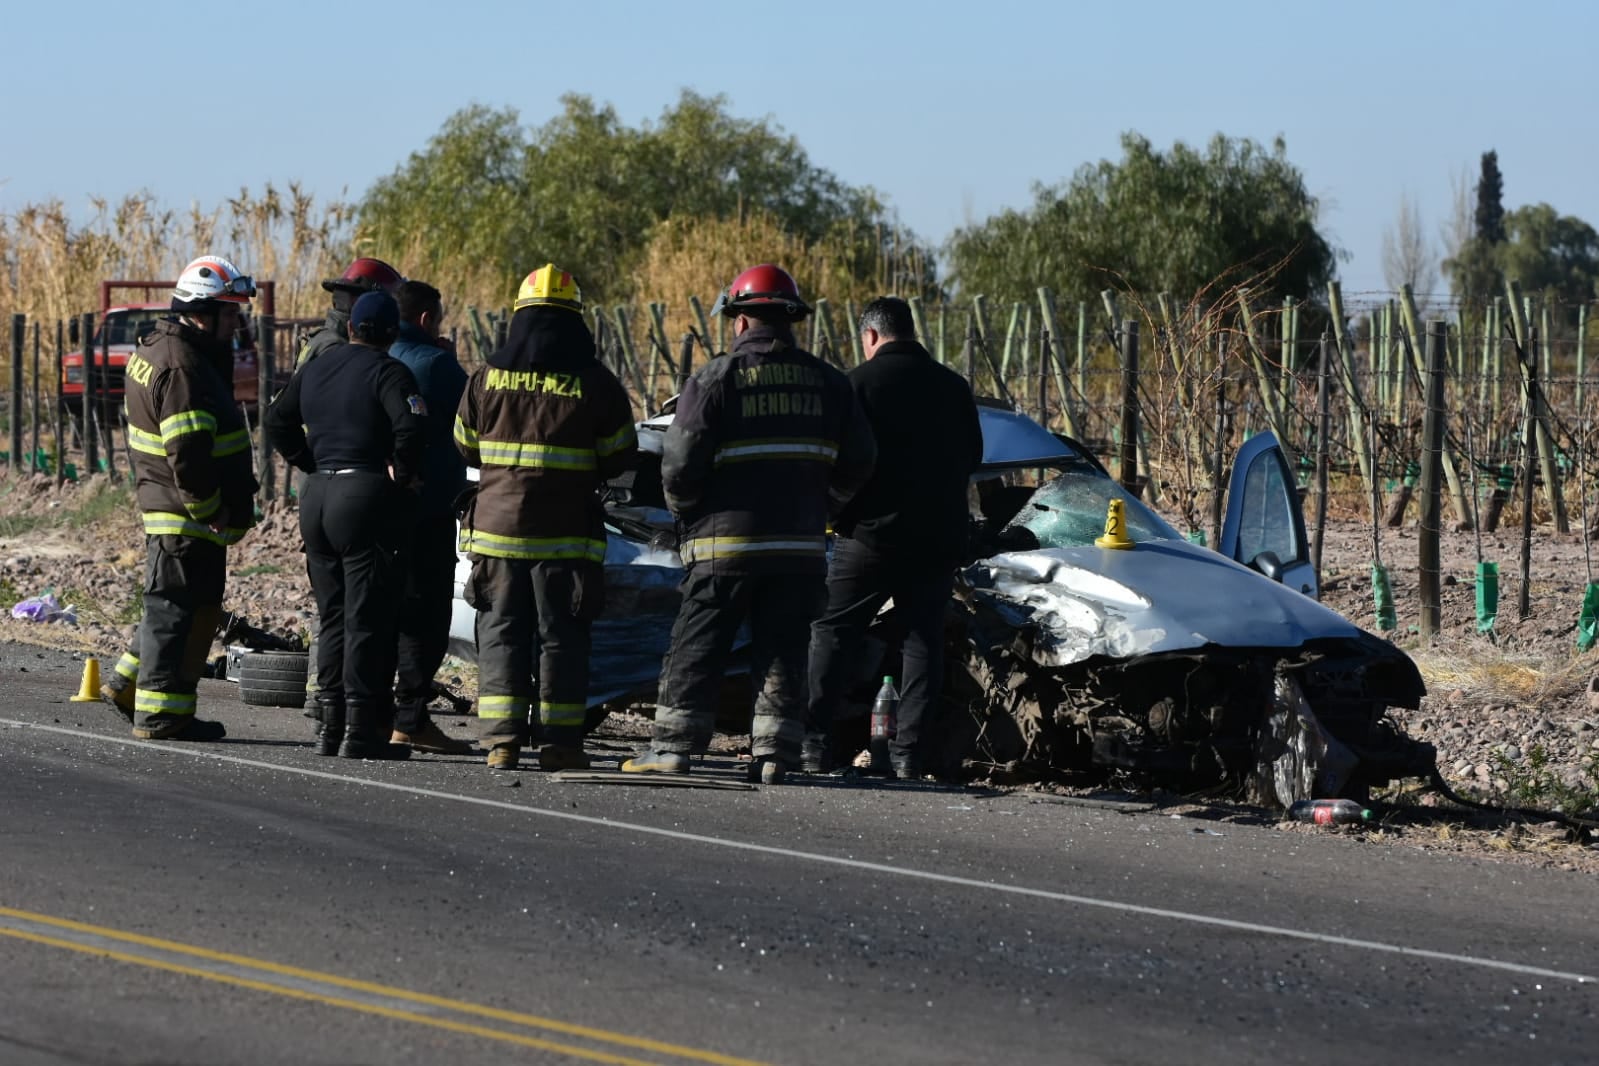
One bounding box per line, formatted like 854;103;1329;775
393;508;457;734
806;537;955;760
469;557;601;748
654;571;823;765
300;471;406;712
130;535;226;731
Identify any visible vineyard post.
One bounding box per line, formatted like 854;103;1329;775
1034;288;1077;438
1400;285;1471;528
1505;280;1567;533
1001;302;1022;381
9;314;23;471
1118;319;1140;494
98;326;116;478
1037;330;1050;431
1418;321;1447;638
31;320;40;472
677;334;695;393
1313;332;1332;585
611;307;649;417
843;299;864;366
1209;332;1227;549
962;314;976;388
1507;281;1540;618
813;298;836;369
82;313;98;476
1021;304;1035;405
972;295;994;393
934;304;947;365
54;320;65;484
689;296;715;361
1326;282;1373;501
1577;302;1588;415
1235;291;1295;468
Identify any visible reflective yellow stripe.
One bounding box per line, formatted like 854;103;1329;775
538;701;586;727
712;437;838;466
134;689;196;715
596;423;637;457
141;512;246;546
159;409;217;444
186;491;221;521
128;425;165;455
477;694;530;720
213;429;250;457
477;440;596;472
114;653;140;682
459;529;605;562
679;534;827;565
453;417;479;449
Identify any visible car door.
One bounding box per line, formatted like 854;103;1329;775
1218;431;1319;600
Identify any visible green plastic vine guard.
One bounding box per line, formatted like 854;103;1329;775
1403;460;1420;489
1186;530;1206;546
1475;561;1498;634
1579;584;1599;651
1371;563;1397;632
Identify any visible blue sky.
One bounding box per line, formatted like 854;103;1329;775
4;0;1594;301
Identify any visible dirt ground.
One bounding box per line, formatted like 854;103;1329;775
2;468;1596;874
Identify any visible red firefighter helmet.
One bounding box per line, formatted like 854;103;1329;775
321;257;404;295
708;264;812;321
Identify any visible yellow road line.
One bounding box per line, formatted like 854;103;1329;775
0;906;768;1066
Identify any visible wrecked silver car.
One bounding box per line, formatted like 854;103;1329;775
451;403;1433;802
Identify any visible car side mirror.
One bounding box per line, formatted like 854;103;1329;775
1250;550;1284;582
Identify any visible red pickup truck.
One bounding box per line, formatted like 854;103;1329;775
62;280;273;416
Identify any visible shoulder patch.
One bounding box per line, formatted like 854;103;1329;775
407;395;428;416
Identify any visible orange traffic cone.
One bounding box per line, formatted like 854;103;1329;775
69;657;103;702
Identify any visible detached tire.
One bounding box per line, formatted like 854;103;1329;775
238;650;310;708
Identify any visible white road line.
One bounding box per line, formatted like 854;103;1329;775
6;717;1595;987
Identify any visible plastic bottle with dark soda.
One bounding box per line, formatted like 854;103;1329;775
869;676;899;774
1287;798;1372;825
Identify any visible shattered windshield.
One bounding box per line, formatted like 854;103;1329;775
1006;471;1182;548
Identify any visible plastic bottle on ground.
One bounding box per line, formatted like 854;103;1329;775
1287;798;1372;825
869;676;899;774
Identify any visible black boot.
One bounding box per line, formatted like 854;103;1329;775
314;693;345;757
339;699;411;761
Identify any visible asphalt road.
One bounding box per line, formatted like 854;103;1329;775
1;641;1595;1066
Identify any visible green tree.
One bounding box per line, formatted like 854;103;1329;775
944;133;1337;306
1446;150;1509;304
1497;204;1599;323
358;91;929;307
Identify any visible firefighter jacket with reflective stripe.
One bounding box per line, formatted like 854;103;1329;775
454;307;638;562
123;318;258;546
662;323;876;576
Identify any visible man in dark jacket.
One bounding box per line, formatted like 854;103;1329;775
805;296;983;780
622;265;876;784
385;280;473;755
112;255;259;740
454;265;638;773
266;291;425;760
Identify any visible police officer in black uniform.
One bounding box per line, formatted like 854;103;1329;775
266;291;425;759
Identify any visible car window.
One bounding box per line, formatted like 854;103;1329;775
1006;471;1181;548
100;311;164;346
1237;450;1304;565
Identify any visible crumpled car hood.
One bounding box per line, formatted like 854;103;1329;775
962;538;1364;667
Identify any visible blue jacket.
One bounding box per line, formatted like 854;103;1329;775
388;323;468;515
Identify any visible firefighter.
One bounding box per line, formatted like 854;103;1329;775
454;264;638;772
387;280;474;755
621;265;876;783
295;257;404;371
265;291;425;759
113;255;259;740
